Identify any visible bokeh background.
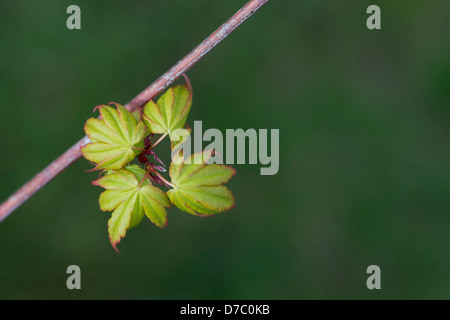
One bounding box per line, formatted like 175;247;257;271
0;0;449;299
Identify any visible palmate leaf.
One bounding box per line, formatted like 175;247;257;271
167;150;236;216
142;84;192;148
81;103;147;170
93;165;170;251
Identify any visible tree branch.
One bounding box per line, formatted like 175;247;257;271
0;0;269;222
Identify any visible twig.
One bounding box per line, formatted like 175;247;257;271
0;0;269;222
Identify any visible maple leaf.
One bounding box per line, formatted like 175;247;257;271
81;103;147;170
93;165;170;252
142;84;192;148
167;151;236;216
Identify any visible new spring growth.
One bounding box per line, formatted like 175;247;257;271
82;78;236;251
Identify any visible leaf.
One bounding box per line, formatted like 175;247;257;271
81;103;147;170
167;151;236;217
93;165;170;251
142;84;192;148
131;106;144;122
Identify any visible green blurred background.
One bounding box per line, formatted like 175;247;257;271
0;0;449;299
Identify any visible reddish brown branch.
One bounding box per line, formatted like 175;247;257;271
0;0;269;222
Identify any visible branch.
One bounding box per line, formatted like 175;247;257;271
0;0;269;222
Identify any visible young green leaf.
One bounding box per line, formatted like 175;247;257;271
81;104;147;170
167;151;236;217
131;106;144;123
142;84;192;148
93;165;170;251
